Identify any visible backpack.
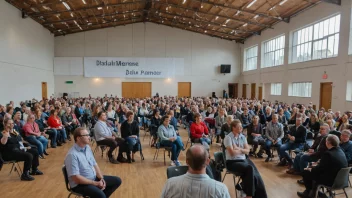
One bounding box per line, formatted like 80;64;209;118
208;159;223;182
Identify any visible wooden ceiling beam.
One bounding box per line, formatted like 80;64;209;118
53;16;143;33
150;21;236;41
191;0;286;22
152;9;253;35
26;0;146;17
154;2;273;29
42;10;143;25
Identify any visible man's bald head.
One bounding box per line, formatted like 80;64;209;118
186;145;209;171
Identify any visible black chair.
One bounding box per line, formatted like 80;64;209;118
314;167;351;198
62;165;86;198
166;166;188;179
119;138;145;161
153;137;172;165
214;151;242;198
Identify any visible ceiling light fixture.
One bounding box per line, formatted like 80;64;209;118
246;0;257;8
88;22;92;25
204;30;207;33
243;23;248;27
279;0;288;6
225;19;230;24
235;11;241;16
254;15;259;19
269;6;276;11
182;0;186;4
97;7;102;10
215;16;219;20
62;2;71;10
82;0;86;4
166;7;168;11
201;4;203;8
70;13;74;17
42;6;50;10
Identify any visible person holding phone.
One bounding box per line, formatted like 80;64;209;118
0;118;43;181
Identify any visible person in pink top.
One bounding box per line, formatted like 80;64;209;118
190;113;211;147
23;114;49;158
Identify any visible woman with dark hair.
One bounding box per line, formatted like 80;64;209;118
121;111;140;163
0;118;43;181
157;115;184;166
47;109;67;144
150;109;162;147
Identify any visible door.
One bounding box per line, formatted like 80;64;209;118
258;87;263;101
178;82;191;97
228;83;238;98
251;83;256;99
320;82;332;109
41;82;48;100
122;82;152;98
242;84;247;98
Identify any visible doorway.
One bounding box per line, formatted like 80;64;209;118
178;82;191;97
251;83;256;99
41;82;48;100
319;82;332;110
242;84;247;98
228;83;238;98
258;87;263;101
122;82;152;98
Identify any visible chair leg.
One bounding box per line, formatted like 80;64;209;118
163;149;166;166
222;172;227;182
9;162;16;175
153;148;159;160
343;188;348;198
15;162;22;178
349;176;351;187
233;175;238;198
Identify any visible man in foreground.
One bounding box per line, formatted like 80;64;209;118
161;144;230;198
64;127;122;198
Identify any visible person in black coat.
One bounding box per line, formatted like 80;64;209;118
297;134;348;198
150;109;162;146
0;118;43;181
120;111;140;163
278;115;307;166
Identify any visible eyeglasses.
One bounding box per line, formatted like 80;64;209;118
79;134;90;137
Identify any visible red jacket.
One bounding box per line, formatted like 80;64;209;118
23;122;41;137
47;115;62;128
190;122;209;139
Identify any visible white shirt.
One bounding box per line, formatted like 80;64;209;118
161;173;230;198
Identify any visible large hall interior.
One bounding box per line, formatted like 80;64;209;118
0;0;352;198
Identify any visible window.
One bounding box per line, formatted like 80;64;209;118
346;81;352;101
288;82;312;97
271;83;282;95
291;14;340;63
263;35;285;68
244;45;258;71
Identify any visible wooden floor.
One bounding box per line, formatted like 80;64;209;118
0;128;351;198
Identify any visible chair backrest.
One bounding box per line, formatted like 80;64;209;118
331;167;352;190
166;166;189;179
62;165;72;192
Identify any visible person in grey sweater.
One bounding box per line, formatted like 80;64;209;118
157;115;184;166
264;114;284;162
94;111;122;164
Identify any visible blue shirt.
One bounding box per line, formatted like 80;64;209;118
64;144;97;188
223;132;247;160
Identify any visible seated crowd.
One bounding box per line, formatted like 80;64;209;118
0;96;351;198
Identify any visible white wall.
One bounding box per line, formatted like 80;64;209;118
0;1;54;105
240;0;352;111
54;23;240;97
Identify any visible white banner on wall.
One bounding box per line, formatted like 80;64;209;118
84;57;184;78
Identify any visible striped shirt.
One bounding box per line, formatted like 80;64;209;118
161;173;230;198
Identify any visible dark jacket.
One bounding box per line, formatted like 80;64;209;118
240;114;252;128
289;125;307;144
220;123;231;140
260;113;272;125
311;147;348;186
170;117;178;131
309;135;328;160
308;121;320;132
340;140;352;163
247;123;264;144
120;120;140;139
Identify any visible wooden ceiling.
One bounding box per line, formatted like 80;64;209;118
6;0;336;42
